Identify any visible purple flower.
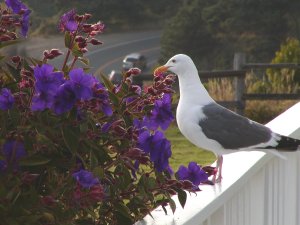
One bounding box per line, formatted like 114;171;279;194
0;88;14;110
72;169;99;189
5;0;31;37
34;64;64;93
31;64;64;111
91;76;112;116
5;0;26;13
31;91;55;111
51;83;76;115
58;9;78;32
143;93;174;130
69;68;93;100
138;130;172;172
1;140;27;169
0;160;7;171
20;9;30;37
177;162;208;186
101;121;112;133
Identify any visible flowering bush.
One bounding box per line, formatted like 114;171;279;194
0;1;214;224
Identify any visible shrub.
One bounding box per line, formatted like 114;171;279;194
0;1;214;224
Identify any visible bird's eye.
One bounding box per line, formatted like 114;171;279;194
171;59;176;63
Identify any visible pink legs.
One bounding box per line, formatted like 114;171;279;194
213;155;223;183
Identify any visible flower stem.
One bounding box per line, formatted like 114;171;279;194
69;56;78;70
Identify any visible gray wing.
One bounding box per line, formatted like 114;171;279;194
199;103;272;149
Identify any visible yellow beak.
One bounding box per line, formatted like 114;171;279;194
154;65;170;76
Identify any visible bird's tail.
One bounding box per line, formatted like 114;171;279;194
261;135;300;160
275;135;300;151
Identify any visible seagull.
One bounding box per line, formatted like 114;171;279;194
154;54;300;183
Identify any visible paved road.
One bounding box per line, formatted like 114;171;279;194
22;30;161;77
86;30;161;76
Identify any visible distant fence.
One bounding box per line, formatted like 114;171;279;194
136;53;300;115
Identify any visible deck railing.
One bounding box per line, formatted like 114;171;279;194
136;102;300;225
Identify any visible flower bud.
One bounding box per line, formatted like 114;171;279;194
162;88;175;94
50;49;63;57
130;85;141;94
1;15;10;22
0;35;12;42
202;166;217;176
84;13;92;20
8;32;17;39
80;48;88;53
167;180;179;186
75;36;85;43
0;28;7;33
156;82;166;90
182;180;194;189
18;9;26;15
92;22;105;32
155;76;163;82
78;41;87;49
164;77;175;85
41;195;57;207
113;125;126;136
126;148;143;158
126;68;141;77
167;189;177;195
11;56;21;64
147;87;157;96
83;24;92;29
89;31;98;36
75;15;84;22
89;184;104;201
90;38;103;45
143;99;152;105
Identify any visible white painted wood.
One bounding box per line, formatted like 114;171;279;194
136;102;300;225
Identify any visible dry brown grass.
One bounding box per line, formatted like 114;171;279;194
205;71;299;123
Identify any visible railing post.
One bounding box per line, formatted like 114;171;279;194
233;52;246;115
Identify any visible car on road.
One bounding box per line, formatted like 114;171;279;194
122;53;147;72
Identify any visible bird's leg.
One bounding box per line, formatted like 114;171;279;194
213;155;223;183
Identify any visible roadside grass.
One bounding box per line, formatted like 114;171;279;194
165;123;216;171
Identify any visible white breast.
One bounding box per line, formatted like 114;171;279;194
176;100;226;155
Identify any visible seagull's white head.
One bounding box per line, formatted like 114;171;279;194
154;54;197;78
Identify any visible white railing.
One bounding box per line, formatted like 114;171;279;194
136;102;300;225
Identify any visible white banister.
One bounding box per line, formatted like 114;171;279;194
136;102;300;225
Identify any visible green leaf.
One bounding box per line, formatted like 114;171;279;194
61;126;80;154
71;43;83;57
161;204;168;215
83;207;98;219
177;189;187;209
108;92;119;106
100;73;115;91
93;166;105;179
115;212;133;225
19;156;51;167
115;203;133;225
115;164;131;189
169;198;176;214
78;57;90;66
64;31;72;48
5;62;21;82
79;123;88;133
